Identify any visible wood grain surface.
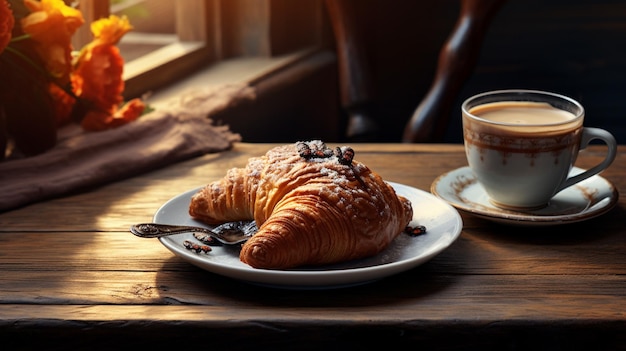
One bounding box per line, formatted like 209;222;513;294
0;143;624;350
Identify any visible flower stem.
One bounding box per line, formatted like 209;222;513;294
4;46;47;77
9;34;31;43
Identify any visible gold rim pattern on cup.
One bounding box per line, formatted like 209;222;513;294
464;128;582;166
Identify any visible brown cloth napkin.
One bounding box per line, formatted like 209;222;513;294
0;83;255;212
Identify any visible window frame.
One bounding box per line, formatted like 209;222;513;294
74;0;329;99
75;0;216;99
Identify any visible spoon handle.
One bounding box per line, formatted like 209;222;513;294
130;223;215;238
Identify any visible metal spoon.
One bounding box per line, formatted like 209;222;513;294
129;221;256;245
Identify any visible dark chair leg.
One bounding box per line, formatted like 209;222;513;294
402;0;504;143
325;0;379;141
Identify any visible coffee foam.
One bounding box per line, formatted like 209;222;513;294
465;101;582;136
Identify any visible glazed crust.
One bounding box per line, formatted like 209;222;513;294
189;141;413;269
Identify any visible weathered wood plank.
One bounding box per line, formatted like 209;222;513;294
2;144;619;231
0;270;623;309
0;143;623;349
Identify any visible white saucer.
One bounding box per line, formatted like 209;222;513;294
431;166;619;226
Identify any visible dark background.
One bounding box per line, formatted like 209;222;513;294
349;0;626;143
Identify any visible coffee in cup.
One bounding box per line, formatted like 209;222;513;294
462;89;617;210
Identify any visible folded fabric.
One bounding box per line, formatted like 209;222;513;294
0;83;255;212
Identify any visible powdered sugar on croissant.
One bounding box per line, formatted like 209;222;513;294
189;140;413;269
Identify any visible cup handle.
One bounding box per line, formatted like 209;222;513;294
557;127;617;192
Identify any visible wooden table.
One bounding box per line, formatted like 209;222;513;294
1;143;624;350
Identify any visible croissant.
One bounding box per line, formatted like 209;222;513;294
189;140;413;269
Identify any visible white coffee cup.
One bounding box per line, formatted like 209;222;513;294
462;89;617;210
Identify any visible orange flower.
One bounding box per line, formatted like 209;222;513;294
72;15;132;113
73;15;143;131
72;43;124;114
21;0;84;85
90;13;132;46
0;0;13;55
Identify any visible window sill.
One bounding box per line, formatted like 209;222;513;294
146;48;321;108
144;48;343;142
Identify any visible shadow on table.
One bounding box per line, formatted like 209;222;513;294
464;203;625;246
154;246;464;308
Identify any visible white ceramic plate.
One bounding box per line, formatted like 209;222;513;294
431;166;619;226
154;182;463;289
